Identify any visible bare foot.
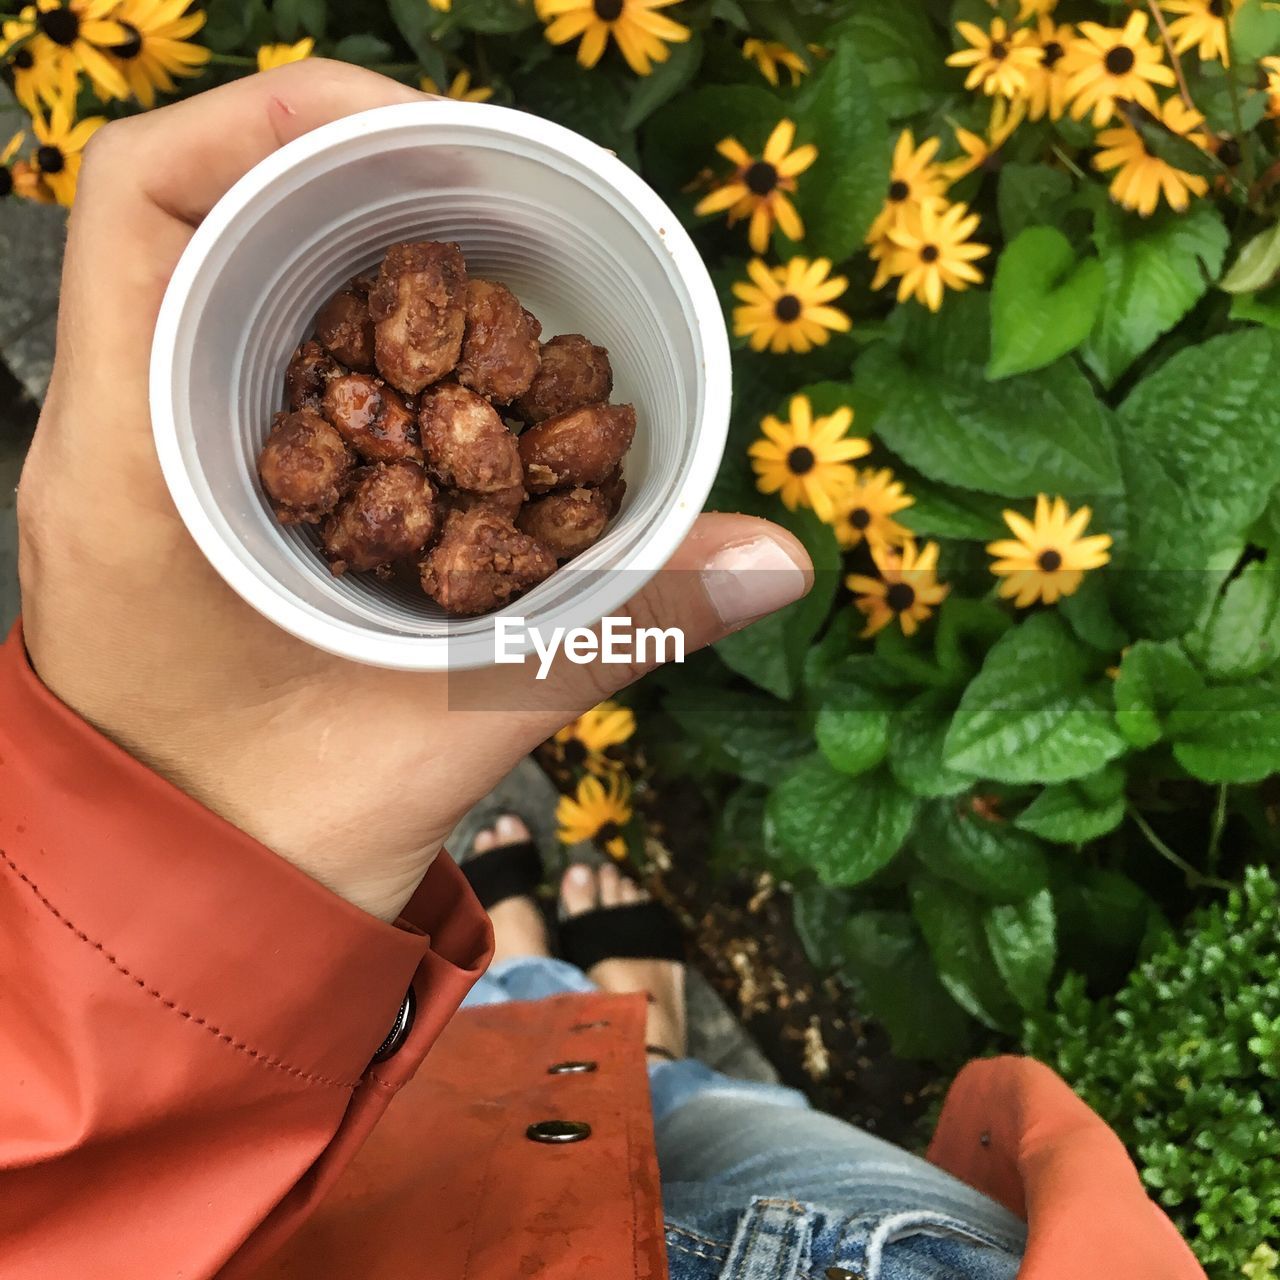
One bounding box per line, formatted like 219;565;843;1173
561;862;686;1063
472;815;550;965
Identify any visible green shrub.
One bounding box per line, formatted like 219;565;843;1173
1027;868;1280;1280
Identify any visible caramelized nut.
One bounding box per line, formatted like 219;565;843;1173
420;507;556;615
456;279;542;404
257;409;354;524
419;382;523;494
517;487;610;560
322;373;421;463
519;403;636;493
512;333;612;424
322;461;437;575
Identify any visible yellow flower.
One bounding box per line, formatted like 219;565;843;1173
1162;0;1243;65
881;199;990;312
29;94;104;206
2;16;78;114
1063;12;1175;126
421;69;493;102
833;468;915;551
6;0;129;102
865;129;948;246
1264;55;1280;116
556;772;632;859
749;394;869;523
987;494;1113;607
847;539;950;638
741;37;807;86
536;0;691;77
945;96;1026;181
553;700;635;775
1094;95;1210;216
946;17;1042;98
732;256;851;355
429;0;451;9
106;0;208;109
694;118;816;254
1017;0;1058;17
0;131;24;200
256;36;313;72
1024;15;1074;121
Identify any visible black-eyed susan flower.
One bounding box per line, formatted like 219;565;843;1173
8;0;129;101
865;129;948;246
847;539;950;638
1264;55;1280;116
946;17;1042;98
694;118;816;254
1163;0;1242;65
0;132;23;201
1018;0;1059;17
1024;15;1074;121
556;772;632;859
107;0;208;109
749;394;869;523
2;16;77;113
256;36;313;71
535;0;691;77
741;37;807;86
553;700;636;775
944;97;1026;181
833;468;915;551
421;69;493;102
30;95;103;206
429;0;451;9
1094;97;1210;215
732;256;851;355
881;200;990;312
987;494;1113;607
1063;12;1175;126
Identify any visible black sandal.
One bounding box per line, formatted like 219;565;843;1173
460;838;545;911
558;897;686;972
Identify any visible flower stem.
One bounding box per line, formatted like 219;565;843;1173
1145;0;1196;112
1223;23;1257;188
1129;805;1233;892
1207;783;1228;877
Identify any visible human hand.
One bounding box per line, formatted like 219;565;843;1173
17;62;812;922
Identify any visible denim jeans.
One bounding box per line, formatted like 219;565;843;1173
464;957;1027;1280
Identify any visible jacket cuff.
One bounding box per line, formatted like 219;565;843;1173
0;622;490;1089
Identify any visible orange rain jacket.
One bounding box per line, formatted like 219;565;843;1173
0;626;1206;1279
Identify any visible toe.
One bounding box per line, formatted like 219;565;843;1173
473;826;497;854
619;876;643;905
598;862;625;907
561;864;598;917
495;814;531;845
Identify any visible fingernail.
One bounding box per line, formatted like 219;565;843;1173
701;535;810;630
568;865;592;886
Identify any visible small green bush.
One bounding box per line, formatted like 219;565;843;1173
1028;867;1280;1280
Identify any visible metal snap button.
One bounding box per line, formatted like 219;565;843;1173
547;1060;598;1075
370;986;416;1064
526;1120;592;1144
826;1269;861;1280
570;1020;610;1031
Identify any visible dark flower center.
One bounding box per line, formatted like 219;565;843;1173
1219;136;1242;167
885;582;916;613
848;507;871;530
787;446;816;475
37;5;79;45
12;47;35;70
1104;45;1136;76
596;820;622;846
920;244;940;263
0;167;12;198
36;144;65;174
744;160;778;196
989;39;1008;60
1209;0;1224;14
594;0;624;20
1038;548;1063;572
774;293;802;322
111;21;143;60
888;178;910;202
1042;41;1064;68
563;739;588;768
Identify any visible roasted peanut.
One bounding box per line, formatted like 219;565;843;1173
322;461;437;575
420;507;556;616
314;279;376;373
512;333;612;424
257;409;354;524
322;373;421;464
519;403;636;493
284;340;343;413
455;279;542;404
419;382;523;494
517;487;610;560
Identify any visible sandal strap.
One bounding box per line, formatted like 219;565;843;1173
459;840;544;911
560;900;684;971
645;1044;677;1061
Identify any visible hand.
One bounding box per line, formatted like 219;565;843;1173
16;62;812;922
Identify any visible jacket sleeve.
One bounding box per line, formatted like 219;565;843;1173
928;1055;1207;1280
0;624;492;1280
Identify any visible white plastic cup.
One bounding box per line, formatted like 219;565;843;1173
150;100;731;672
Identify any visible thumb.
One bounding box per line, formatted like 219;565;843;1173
472;511;813;725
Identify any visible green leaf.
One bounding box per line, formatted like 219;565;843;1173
856;294;1122;499
330;34;395;64
984;889;1056;1013
1168;684;1280;783
1220;220;1280;294
1112;640;1204;748
911;874;1021;1031
450;0;539;33
791;36;892;260
895;472;1009;541
793;883;853;971
814;670;894;777
621;32;704;131
945;613;1128;784
387;0;447;80
273;0;302;40
1230;283;1280;329
997;163;1074;242
933;597;1014;681
826;0;949;120
767;756;917;886
1186;563;1280;681
888;690;978;798
1015;763;1126;844
1113;329;1280;638
914;798;1050;902
664;687;811;785
1050;863;1162;989
987;227;1105;379
842;911;972;1059
1081;204;1230;389
1232;0;1280;64
1059;574;1129;653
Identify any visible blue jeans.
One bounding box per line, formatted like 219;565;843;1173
465;957;1027;1280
